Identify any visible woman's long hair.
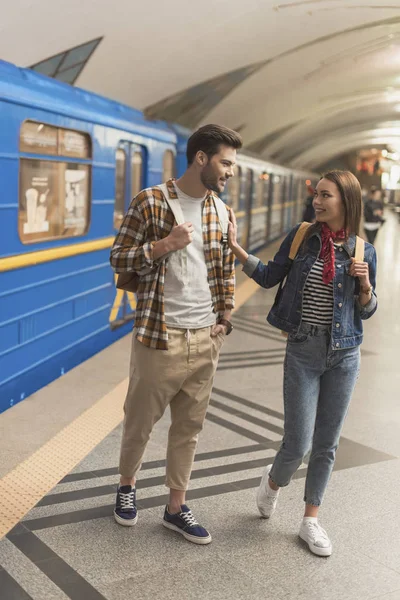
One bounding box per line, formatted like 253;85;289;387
303;170;362;243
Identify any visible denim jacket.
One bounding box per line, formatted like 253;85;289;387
243;224;377;349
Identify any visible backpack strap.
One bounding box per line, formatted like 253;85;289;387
288;222;311;260
157;183;188;282
212;195;229;243
354;236;365;262
157;183;185;225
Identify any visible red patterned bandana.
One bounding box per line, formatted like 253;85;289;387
320;223;346;284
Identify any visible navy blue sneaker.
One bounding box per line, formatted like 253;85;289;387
162;505;212;545
114;485;138;527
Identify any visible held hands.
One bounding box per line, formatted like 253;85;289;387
167;222;194;251
349;258;370;288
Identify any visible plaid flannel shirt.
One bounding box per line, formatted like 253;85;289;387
110;179;235;349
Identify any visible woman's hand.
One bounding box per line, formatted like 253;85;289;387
349;258;370;288
227;209;249;264
228;208;238;250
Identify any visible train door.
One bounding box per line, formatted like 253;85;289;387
265;173;273;242
249;171;269;252
240;168;253;250
284;174;294;231
280;175;289;235
224;165;245;244
110;142;145;329
269;173;284;241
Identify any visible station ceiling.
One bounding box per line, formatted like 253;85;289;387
2;0;400;168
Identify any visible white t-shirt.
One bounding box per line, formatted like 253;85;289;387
163;184;216;329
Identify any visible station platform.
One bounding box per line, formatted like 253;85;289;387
0;213;399;600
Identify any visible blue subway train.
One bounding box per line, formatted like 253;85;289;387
0;59;315;413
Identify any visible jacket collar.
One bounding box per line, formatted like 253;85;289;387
309;227;356;258
165;178;213;201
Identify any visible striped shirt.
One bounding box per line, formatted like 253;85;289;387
302;245;341;326
110;179;235;349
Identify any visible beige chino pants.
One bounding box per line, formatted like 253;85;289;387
119;326;223;490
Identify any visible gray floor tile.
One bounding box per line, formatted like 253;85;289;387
341;507;400;574
369;592;400;600
35;511;213;587
0;538;69;600
96;557;274;600
233;543;400;600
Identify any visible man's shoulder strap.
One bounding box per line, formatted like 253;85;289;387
289;222;311;260
156;183;185;226
212;195;229;242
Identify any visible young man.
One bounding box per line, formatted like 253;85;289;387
110;124;242;544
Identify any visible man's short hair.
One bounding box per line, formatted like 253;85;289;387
186;124;243;165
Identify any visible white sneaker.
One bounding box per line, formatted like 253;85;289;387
256;464;280;519
299;518;332;557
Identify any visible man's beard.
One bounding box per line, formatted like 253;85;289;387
200;169;220;194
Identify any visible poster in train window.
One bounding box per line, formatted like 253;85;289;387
19;159;59;242
59;129;91;158
19;159;90;243
62;163;90;235
20;122;58;155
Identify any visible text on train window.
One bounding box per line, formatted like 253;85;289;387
20;121;91;158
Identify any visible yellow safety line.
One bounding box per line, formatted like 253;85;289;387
0;237;115;272
0;264;263;539
234;277;261;311
0;380;127;539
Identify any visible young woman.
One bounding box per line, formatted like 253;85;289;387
228;170;377;557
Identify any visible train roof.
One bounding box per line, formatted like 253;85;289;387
0;60;175;144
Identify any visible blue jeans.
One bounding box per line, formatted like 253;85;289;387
269;323;360;506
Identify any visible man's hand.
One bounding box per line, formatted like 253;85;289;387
211;323;227;337
167;222;194;251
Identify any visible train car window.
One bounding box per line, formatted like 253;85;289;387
20;122;58;155
19;159;90;243
19;122;92;243
131;151;143;198
59;129;91;158
114;149;126;230
243;169;253;210
255;176;265;208
20;121;91;158
163;150;175;181
226;165;241;211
